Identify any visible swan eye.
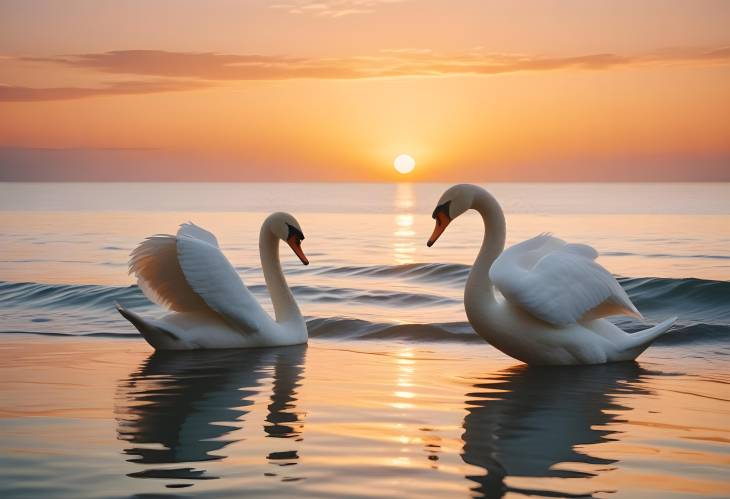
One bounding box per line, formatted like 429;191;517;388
432;201;452;220
286;223;304;241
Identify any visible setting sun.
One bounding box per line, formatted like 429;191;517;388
394;154;416;175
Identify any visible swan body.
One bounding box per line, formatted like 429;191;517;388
427;184;676;366
117;213;309;350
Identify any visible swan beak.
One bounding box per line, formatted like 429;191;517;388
287;236;309;265
427;212;451;247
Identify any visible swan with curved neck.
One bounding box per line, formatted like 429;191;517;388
117;212;309;350
427;184;676;365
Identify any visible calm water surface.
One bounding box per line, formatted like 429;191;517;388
0;182;729;498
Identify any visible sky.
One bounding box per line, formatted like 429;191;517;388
1;0;729;181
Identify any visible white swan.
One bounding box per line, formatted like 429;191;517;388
116;212;309;350
427;184;677;365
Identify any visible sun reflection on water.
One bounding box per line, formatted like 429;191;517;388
393;183;416;265
391;348;417;411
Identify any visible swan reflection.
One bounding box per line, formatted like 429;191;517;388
115;345;306;485
461;362;654;498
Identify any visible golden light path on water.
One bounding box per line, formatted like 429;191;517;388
393;183;416;265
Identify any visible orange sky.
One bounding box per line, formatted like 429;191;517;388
1;0;729;181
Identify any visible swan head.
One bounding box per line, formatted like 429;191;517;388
426;184;476;247
268;212;309;265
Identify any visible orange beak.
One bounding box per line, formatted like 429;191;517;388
427;211;451;247
287;236;309;265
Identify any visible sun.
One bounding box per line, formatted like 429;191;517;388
393;154;416;174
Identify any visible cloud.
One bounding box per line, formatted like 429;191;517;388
29;47;730;82
0;80;210;102
271;0;405;18
5;46;729;101
24;50;360;80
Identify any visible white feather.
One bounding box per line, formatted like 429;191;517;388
129;224;262;334
129;235;209;312
177;222;219;247
489;234;641;326
176;234;262;333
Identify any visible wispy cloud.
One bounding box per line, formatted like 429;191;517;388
271;0;405;18
30;47;730;79
5;46;729;101
0;80;209;102
23;50;355;80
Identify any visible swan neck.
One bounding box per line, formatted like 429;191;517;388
467;189;506;297
259;222;301;324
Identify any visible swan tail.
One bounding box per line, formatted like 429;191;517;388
617;316;677;360
115;302;181;349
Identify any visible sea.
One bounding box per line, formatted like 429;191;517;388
0;182;728;498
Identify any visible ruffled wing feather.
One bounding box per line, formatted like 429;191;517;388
490;234;641;326
129;223;262;334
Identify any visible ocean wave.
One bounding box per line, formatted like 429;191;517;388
0;280;149;310
0;280;457;310
266;284;457;307
306;317;478;342
295;262;471;286
4;268;728;320
2;319;728;347
307;317;728;346
0;267;728;345
618;276;730;324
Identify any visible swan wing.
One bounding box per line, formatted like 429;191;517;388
178;222;219;247
176;234;264;334
490;234;641;326
129;226;262;334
